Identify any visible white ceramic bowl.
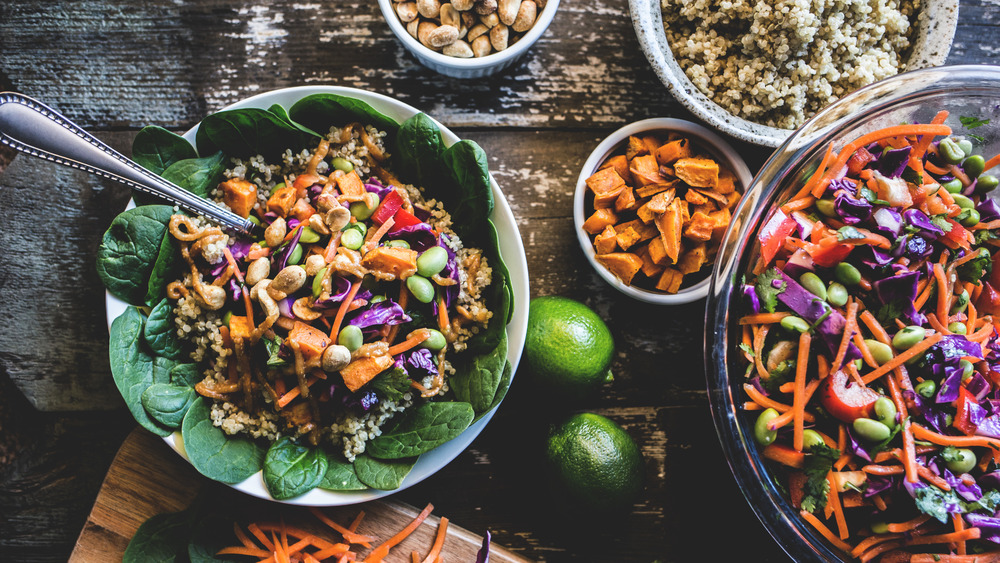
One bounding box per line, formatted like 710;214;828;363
377;0;559;78
573;118;753;305
629;0;958;147
105;85;530;505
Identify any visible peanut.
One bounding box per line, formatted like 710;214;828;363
245;257;271;287
395;2;419;22
497;0;520;26
264;217;286;248
406;17;420;38
479;12;499;28
427;24;460;48
461;11;477;28
443;39;474;57
440;3;461;27
467;23;488;42
471;34;492;57
452;0;475;10
489;23;509;51
474;0;497;16
416;0;442;19
417;21;440;48
512;0;536;32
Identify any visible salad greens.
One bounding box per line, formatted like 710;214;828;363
97;93;515;499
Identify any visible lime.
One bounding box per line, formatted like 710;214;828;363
545;413;644;511
524;296;614;400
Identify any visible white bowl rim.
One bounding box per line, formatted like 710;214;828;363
573;117;754;305
104;85;530;506
377;0;560;70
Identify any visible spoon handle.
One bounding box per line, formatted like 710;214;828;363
0;92;257;236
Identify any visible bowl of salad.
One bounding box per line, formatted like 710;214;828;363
97;86;528;505
706;65;1000;561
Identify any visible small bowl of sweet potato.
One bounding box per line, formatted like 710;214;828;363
573;118;754;304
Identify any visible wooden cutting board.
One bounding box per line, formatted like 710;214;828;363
70;429;530;562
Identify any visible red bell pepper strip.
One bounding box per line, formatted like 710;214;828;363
759;212;797;266
388;208;422;233
954;387;978;436
372;190;404;225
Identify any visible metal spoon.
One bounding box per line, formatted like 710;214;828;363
0;92;258;237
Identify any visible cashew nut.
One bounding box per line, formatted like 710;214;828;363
269;265;307;299
264;217;286;248
245;257;271;287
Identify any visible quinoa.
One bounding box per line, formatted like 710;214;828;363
661;0;921;129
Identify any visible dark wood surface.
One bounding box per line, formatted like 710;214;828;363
0;0;994;560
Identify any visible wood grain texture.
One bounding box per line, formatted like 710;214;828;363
70;429;528;563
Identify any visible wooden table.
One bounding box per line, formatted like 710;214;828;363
0;1;993;560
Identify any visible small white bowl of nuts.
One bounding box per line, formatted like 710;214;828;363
378;0;559;78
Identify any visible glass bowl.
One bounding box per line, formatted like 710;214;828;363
704;65;1000;560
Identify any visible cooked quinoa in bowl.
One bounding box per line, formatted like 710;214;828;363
98;87;528;505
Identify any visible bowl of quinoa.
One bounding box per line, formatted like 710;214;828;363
629;0;958;147
101;86;529;505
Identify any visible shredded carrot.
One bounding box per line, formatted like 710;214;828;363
364;504;434;562
742;383;816;422
934;263;951;322
218;546;273;557
800;510;852;553
792;331;811;452
860;541;906;563
795;141;835;199
768;380;822;431
276;374;319;408
361;216;395;254
329;279;362;340
738;312;792;325
906;528;981;547
862;464;904;475
926;312;953;336
831;301;859;374
852;332;878;369
309;508;375;547
826;124;952;180
914;275;936;311
248;523;275;551
924;160;951;175
827;473;849;540
954;513;968;556
918;464;952;491
969;322;997;343
913;423;1000;449
968;301;979;335
985;152;1000;173
419;517;449;563
861;332;943;384
436;293;449;334
384;285;410;346
387;329;431;356
323;231;342;263
888;514;932;533
851;533;903;558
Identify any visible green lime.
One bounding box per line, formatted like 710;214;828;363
545;413;644;511
524;296;614;400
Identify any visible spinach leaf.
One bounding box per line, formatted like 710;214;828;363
96;205;174;305
181;397;265;484
262;437;329;500
451;334;507;413
170;363;202;387
122;509;194;563
367;367;411;403
132;125;198;176
268;103;323;138
439;140;494;239
109;306;172;436
318;452;367;491
367;401;474;459
186;507;230;563
288;93;399;138
395;113;445;187
145;226;178;307
144;298;185;360
353;454;416;490
195;108;315;160
161;151;227;198
473;360;513;423
141;383;196;429
465;222;512;354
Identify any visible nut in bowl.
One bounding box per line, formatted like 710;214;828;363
574;118;753;304
378;0;559;78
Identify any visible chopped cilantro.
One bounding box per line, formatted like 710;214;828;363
264;334;287;368
914;484;1000;523
367;367;411;403
970;134;986;144
961;116;991;129
755;268;786;314
976;229;999;245
738;343;755;358
930;214;954;233
837;225;866;242
761;360;795;393
860;186;890;206
800;444;840;513
875;301;905;326
956;247;993;284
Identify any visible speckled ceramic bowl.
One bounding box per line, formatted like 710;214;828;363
629;0;958;147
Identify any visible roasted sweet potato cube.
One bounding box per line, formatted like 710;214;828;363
655;268;684;293
683;211;715;242
717;169;738;194
288;321;331;365
655;138;693;165
594;225;618;255
267;185;297;217
691;203;716;218
655;199;684;264
340;354;394;392
586;167;626;196
636;180;678;199
685;189;709;206
583;208;618;234
290;198;317;221
615;186;638;212
695;188;730;207
710;207;732;242
636;189;676;223
626;136;649;160
228;315;254;340
599;154;632;184
647;236;669;266
615;227;643;251
337;171;367;196
597;252;643;285
636;245;665;278
641;135;663;156
678;243;707;275
727;191;742;209
593;184;625;209
221;178;258;218
615;221;658;251
629;154;664;187
660;165;675;178
361;246;418;279
675;157;720;188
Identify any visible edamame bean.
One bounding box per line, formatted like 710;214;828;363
855;359;864;370
338;325;363;352
960;359;975;380
874;397;897;428
977;174;999;194
892;326;925;351
946;448;977;474
965;154;987;178
864;339;894;365
799;272;827;300
853;417;892;442
223;310;233;327
827;282;848;307
341;228;364;250
331;157;354;172
780;315;811;333
948;322;968;335
939;139;966;164
248;215;261;226
943;178;964;194
417;246;449;277
951;290;970;315
871;522;890;535
915;379;937;398
816;199;837;217
406;275;435;304
287;243;303;265
754;408;780;446
385;239;410;249
801;429;825;451
952;193;975;209
959;139;975;157
299;226;321;243
350;197;378;221
958;209;981;228
312;267;327;298
370;295;386;303
343;221;367;236
422;329;447;352
835;262;862;286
